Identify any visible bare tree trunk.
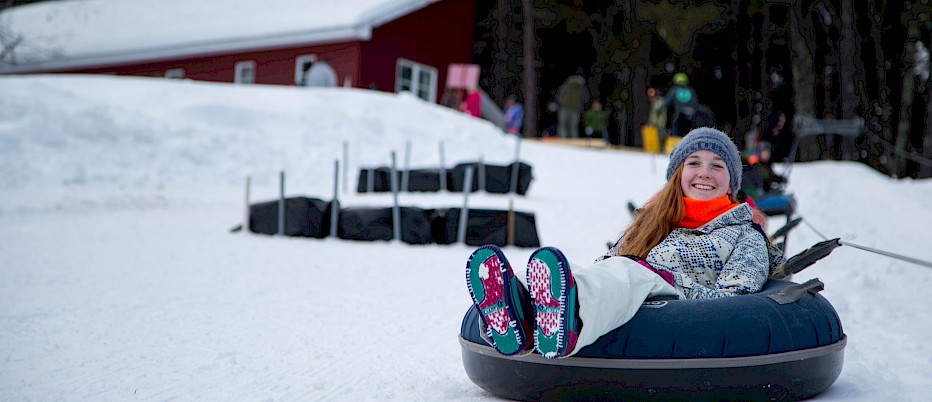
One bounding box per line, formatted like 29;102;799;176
862;0;896;175
838;0;861;120
895;25;920;177
787;1;818;161
814;2;841;160
631;63;649;147
760;6;772;120
895;75;915;177
584;5;622;102
921;80;932;178
787;2;816;117
834;0;863;160
613;65;632;145
622;0;647;147
521;0;537;138
731;0;752;137
492;0;510;103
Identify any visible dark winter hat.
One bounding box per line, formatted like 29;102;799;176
666;127;743;194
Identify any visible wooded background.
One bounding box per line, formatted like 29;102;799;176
472;0;932;179
2;0;930;178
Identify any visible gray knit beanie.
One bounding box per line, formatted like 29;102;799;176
666;127;743;195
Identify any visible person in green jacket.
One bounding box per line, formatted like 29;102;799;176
556;74;589;138
583;100;609;145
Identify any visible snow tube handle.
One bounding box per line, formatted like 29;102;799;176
772;238;843;278
771;217;803;240
768;278;825;305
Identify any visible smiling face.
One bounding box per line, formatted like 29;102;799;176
680;150;731;200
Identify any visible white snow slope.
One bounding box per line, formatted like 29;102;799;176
1;75;931;401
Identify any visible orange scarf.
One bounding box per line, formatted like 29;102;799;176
678;195;737;229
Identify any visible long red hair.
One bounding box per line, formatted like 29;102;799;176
617;163;738;259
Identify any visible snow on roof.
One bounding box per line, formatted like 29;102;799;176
0;0;438;73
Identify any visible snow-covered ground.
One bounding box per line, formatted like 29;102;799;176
1;75;931;401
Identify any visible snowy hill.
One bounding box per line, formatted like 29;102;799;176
1;75;931;400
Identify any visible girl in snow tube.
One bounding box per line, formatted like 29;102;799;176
463;128;807;397
459;277;844;400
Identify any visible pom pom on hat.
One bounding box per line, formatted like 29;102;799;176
666;127;743;195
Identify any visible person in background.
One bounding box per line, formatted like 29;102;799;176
503;95;524;135
555;73;589;139
304;59;337;87
761;111;789;161
462;87;482;118
582;100;609;145
748;141;787;197
663;73;698;138
465;127;783;359
744;127;760;159
647;88;668;146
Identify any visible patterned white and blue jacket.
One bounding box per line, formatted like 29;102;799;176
601;203;784;299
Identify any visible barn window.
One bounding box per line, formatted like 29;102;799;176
295;54;318;86
164;68;185;79
396;59;437;103
235;60;256;84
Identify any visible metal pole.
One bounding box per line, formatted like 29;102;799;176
477;156;486;193
402;140;411;192
509;137;522;195
457;168;474;244
278;170;285;235
507;138;522;246
366;167;374;193
244;175;251;234
342;140;349;194
391;152;401;242
507;198;516;247
439;141;447;192
331;160;340;238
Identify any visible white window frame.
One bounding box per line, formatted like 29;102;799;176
234;60;256;84
295;54;318;86
395;58;438;103
164;68;185;79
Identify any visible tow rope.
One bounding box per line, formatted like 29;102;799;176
801;216;932;269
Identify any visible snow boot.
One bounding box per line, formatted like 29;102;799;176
527;247;580;359
466;245;534;356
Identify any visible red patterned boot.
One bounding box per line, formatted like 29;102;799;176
527;247;580;359
466;245;534;356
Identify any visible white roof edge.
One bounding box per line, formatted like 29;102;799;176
0;24;372;74
361;0;439;28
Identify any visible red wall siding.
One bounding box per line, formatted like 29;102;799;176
72;42;363;86
56;0;476;102
360;0;475;96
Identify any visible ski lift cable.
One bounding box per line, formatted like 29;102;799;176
800;215;932;269
837;241;932;269
802;218;829;241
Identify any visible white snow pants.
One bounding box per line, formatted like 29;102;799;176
565;256;682;356
483;256;683;357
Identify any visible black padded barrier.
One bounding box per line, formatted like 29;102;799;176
248;199;540;248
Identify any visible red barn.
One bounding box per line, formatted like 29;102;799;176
0;0;475;104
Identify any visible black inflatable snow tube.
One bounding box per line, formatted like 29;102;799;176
459;279;845;401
